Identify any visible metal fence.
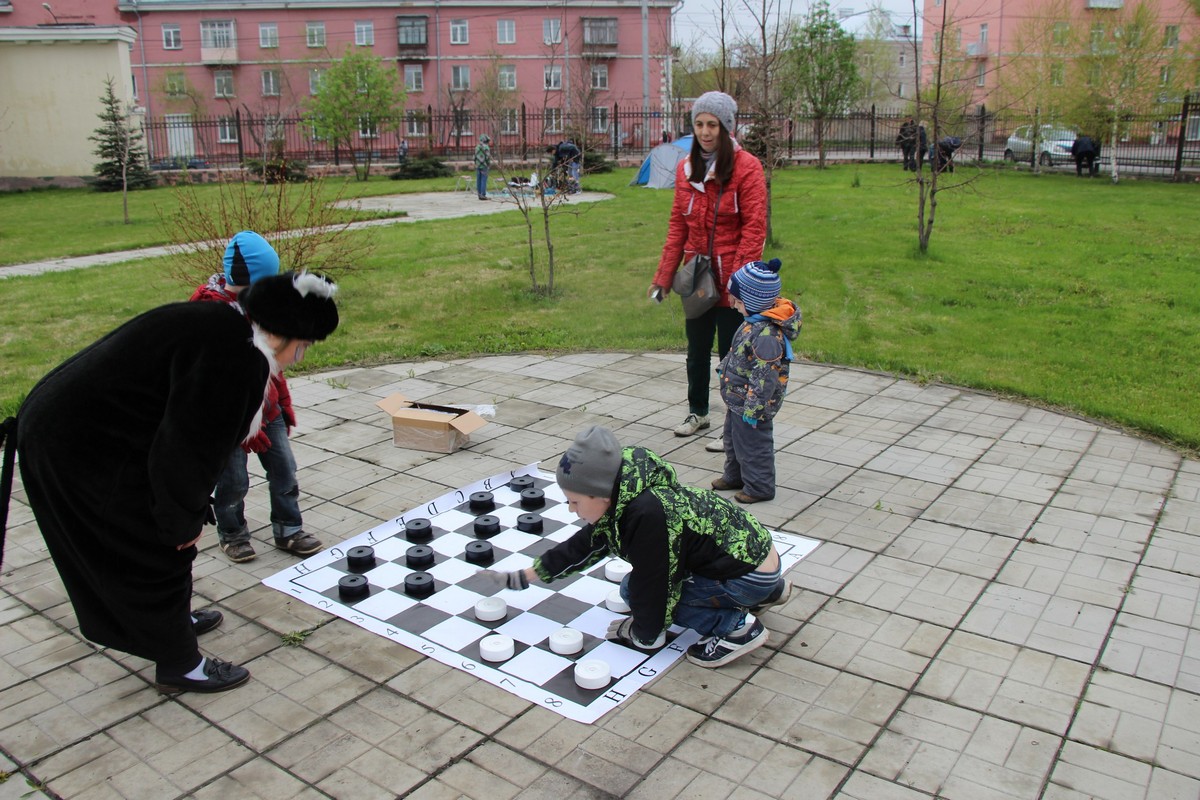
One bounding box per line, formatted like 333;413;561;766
143;97;1200;178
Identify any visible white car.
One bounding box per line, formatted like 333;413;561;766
1003;125;1078;166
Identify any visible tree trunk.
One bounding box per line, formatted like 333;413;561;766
1108;114;1121;184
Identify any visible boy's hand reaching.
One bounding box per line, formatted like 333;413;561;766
477;569;529;591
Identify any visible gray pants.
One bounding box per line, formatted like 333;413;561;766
721;409;776;500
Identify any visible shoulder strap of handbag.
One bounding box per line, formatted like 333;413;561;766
706;185;724;260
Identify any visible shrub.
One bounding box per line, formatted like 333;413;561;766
391;156;453;180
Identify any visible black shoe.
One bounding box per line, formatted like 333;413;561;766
192;609;223;635
156;658;250;694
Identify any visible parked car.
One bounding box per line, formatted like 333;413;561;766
1003;125;1078;166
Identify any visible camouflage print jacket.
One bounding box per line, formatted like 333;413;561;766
533;447;773;643
719;298;802;423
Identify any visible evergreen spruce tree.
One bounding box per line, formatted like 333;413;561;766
90;77;155;199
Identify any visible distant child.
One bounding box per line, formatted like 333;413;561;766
712;258;801;504
479;425;791;667
189;231;324;563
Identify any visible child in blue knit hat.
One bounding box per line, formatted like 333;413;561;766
188;231;324;563
712;258;802;504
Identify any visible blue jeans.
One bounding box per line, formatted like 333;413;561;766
213;416;302;544
620;567;782;639
476;168;489;197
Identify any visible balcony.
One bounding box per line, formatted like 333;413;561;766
581;18;618;56
396;41;430;59
200;44;238;64
965;41;986;57
1085;0;1123;7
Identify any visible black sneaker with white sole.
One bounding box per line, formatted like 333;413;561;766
686;617;769;668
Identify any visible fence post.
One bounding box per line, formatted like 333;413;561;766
612;104;619;160
869;105;876;159
1173;93;1190;181
235;109;244;164
521;103;528;161
977;104;986;161
787;118;793;160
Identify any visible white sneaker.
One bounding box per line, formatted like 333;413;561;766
705;436;725;452
674;414;710;437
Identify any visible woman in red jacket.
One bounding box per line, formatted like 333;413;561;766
649;91;767;446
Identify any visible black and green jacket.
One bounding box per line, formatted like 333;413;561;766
534;446;773;642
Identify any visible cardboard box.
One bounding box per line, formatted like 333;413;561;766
375;394;488;453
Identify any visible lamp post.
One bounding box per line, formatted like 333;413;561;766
40;2;61;24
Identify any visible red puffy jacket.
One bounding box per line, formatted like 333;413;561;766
654;145;767;308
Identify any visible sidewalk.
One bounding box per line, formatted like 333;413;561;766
2;350;1198;799
0;190;614;280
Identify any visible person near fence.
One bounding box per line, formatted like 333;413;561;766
897;118;918;170
397;138;409;167
1071;134;1100;177
474;135;491;200
711;258;801;505
189;231;324;564
647;91;767;453
14;272;339;694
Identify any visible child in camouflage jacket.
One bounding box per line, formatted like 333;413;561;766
714;258;802;504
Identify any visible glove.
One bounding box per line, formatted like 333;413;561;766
605;617;666;651
241;429;271;454
477;569;529;591
742;413;759;428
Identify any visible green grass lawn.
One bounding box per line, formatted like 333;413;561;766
2;164;1198;452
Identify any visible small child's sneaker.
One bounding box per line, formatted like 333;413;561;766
686;616;769;668
274;532;323;556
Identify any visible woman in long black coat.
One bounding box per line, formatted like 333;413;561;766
13;272;338;693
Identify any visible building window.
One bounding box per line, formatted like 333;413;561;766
501;108;519;135
218;116;238;143
200;20;234;49
1050;61;1065;86
359;117;378;138
1090;23;1105;52
897;82;905;98
499;65;517;90
1160;65;1175;85
398;16;427;46
451;65;470;91
497;19;515;44
307;22;326;48
591;106;609;133
165;72;186;96
404;65;424;92
544;107;563;134
898;52;906;67
356;21;374;46
259;23;278;48
262;69;281;96
583;18;618;45
1052;22;1069;46
405;111;427;137
214;70;234;98
544;65;562;90
979;23;988;47
543;18;561;45
1163;24;1179;48
451;20;469;45
976;62;986;86
309;69;325;95
591;64;608;90
162;24;182;50
264;115;283;142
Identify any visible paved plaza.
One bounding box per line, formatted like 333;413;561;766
2;350;1198;799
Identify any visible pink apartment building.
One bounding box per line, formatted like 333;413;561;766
3;0;677;162
920;0;1195;107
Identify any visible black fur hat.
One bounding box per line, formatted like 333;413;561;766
240;272;339;341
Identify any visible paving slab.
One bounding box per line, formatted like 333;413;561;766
1;351;1198;799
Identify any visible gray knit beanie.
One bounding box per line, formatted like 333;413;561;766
556;425;622;498
691;91;737;134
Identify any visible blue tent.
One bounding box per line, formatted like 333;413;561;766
631;135;693;188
